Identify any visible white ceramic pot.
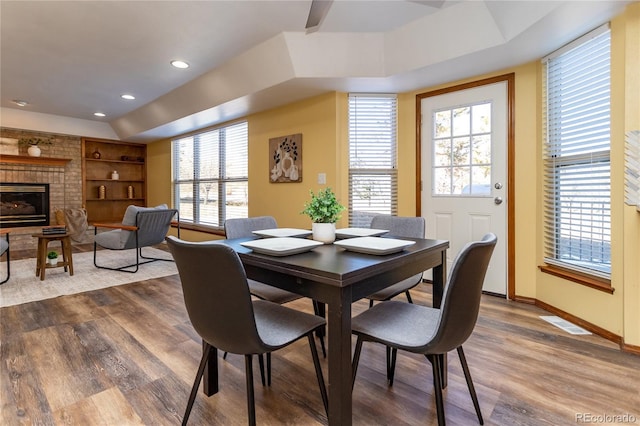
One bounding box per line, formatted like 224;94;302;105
48;258;58;266
312;222;336;244
27;145;41;157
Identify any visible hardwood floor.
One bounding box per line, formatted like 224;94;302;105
1;248;639;425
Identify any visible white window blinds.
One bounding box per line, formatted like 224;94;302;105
542;25;611;278
348;94;398;227
172;122;248;228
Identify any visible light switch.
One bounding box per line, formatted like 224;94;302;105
318;173;326;184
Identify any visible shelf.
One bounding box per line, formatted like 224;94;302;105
86;198;145;201
85;158;145;164
82;137;147;223
0;154;72;167
86;179;145;182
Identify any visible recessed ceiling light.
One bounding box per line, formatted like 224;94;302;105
94;112;106;117
121;94;135;100
12;99;28;107
171;60;189;69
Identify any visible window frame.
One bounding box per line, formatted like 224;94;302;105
540;24;612;289
172;121;248;231
348;93;398;227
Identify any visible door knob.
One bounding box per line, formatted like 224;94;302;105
494;182;503;190
494;196;503;205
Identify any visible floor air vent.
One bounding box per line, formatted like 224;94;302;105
540;316;591;335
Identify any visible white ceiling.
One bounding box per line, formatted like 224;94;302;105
0;0;632;142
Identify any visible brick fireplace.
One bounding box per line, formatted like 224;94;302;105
0;128;83;251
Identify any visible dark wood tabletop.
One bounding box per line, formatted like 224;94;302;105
207;236;449;426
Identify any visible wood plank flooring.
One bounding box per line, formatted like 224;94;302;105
1;246;639;425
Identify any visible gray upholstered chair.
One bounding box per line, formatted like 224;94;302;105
166;236;328;426
0;230;9;285
93;204;179;273
225;216;326;360
351;233;497;426
366;215;425;307
225;217;302;304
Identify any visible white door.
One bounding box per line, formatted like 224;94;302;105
421;82;507;295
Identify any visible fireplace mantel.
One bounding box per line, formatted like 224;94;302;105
0;154;72;167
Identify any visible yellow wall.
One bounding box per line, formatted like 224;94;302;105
147;92;349;236
147;3;640;347
246;92;349;229
622;2;640;348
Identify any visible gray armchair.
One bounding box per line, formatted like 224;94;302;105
0;230;9;284
93;204;179;273
351;233;497;426
166;236;328;425
366;215;426;306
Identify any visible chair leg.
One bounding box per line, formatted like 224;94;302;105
318;334;327;359
244;355;257;426
386;347;398;386
457;346;483;425
223;351;228;360
369;299;374;308
258;354;266;387
428;354;446;426
182;343;212;426
267;352;271;386
351;337;364;391
405;290;413;304
307;333;328;416
312;300;327;358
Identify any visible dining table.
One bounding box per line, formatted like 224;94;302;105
202;234;449;426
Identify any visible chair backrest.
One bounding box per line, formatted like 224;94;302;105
166;236;268;354
224;216;277;239
120;204;178;248
370;215;425;239
426;233;497;354
371;215;426;285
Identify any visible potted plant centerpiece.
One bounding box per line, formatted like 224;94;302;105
301;187;346;243
18;137;53;157
47;250;59;266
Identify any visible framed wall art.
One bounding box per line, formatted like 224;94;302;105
269;133;302;183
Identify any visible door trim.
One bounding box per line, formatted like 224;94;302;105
415;73;515;299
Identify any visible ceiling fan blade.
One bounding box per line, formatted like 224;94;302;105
408;0;446;7
305;0;334;31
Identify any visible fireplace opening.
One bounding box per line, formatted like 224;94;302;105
0;183;50;228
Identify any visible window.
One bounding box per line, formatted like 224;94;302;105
172;122;248;228
432;102;492;196
348;94;398;227
542;25;611;278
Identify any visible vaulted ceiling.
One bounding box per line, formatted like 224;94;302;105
0;1;631;141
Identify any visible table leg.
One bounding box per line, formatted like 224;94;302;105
38;238;47;281
35;238;42;277
432;250;448;388
432;252;446;308
62;237;74;275
326;287;353;426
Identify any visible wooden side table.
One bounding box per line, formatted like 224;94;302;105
32;233;74;281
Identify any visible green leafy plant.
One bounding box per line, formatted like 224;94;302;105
18;137;53;146
47;251;58;260
301;187;346;223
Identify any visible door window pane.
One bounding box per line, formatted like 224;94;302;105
432;102;492;196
